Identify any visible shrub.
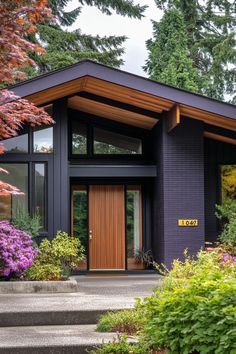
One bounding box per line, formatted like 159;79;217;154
12;209;41;239
27;231;85;280
97;308;143;335
0;221;37;279
90;335;145;354
143;251;236;354
216;201;236;254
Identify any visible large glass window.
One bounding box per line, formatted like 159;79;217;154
72;121;87;154
94;128;142;155
126;186;143;270
33;127;53;153
72;186;88;269
2;133;28;154
34;163;46;228
0;164;28;220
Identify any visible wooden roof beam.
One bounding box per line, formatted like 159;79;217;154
167;104;180;133
204;131;236;146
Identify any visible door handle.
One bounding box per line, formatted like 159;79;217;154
89;230;93;240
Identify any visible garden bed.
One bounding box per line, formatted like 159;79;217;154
0;277;78;294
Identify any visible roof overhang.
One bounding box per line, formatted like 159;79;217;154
9;60;236;133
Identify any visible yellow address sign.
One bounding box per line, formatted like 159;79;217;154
178;219;198;227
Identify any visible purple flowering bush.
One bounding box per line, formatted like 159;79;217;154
0;221;37;280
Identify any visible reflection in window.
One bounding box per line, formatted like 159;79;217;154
34;164;46;228
72;121;87;154
0;164;28;220
94;128;142;155
221;165;236;203
2;133;28;153
34;127;53;153
72;187;87;269
126;186;142;269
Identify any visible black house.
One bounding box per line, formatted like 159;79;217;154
1;60;236;270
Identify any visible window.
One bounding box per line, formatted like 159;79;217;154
33;127;53;153
72;121;87;154
0;163;47;231
34;163;46;228
2;133;28;154
71;119;144;157
126;186;142;270
94;128;142;155
72;186;88;269
0;164;28;220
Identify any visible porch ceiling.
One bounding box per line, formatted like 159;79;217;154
68;96;158;130
22;73;236;133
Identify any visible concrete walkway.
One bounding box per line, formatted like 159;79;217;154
0;275;162;353
0;275;162;314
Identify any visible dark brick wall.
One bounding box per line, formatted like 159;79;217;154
153;117;205;268
204;135;236;243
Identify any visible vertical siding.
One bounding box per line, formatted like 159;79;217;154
52;98;70;235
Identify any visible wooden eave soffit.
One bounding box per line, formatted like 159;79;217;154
24;75;236;133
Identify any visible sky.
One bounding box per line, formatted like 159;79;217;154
67;0;163;77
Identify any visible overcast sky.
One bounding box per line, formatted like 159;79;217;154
67;0;163;77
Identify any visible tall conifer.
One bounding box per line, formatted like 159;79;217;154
31;0;146;73
145;0;236;102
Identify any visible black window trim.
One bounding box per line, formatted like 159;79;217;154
69;111;149;162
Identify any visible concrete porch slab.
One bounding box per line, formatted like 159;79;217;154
0;278;78;294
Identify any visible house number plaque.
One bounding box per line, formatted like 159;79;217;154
178;219;198;227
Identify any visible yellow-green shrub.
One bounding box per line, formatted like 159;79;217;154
27;231;85;280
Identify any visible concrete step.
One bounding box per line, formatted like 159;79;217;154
0;292;135;327
0;308;124;327
0;324;116;354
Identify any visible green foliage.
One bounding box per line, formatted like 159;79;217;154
145;9;202;93
94;251;236;353
146;0;236;102
11;209;41;238
90;334;145;354
216;193;236;253
97;307;143;335
29;0;146;74
143;251;236;354
27;231;85;280
221;165;236;201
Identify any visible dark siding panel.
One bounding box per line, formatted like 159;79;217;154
53;99;70;235
154;117;205;268
152;123;165;264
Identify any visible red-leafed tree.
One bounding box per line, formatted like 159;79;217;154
0;0;54;195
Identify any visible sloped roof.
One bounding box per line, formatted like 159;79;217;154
8;60;236;133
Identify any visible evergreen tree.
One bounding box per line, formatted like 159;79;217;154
31;0;146;74
145;0;236;102
145;9;202;92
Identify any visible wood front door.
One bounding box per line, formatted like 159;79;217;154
89;185;125;270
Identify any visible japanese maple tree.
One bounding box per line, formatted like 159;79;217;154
0;0;53;195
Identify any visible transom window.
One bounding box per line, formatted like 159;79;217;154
93;128;142;155
71;119;143;156
1;126;53;154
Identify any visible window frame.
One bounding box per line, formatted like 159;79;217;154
69;112;148;162
0;161;48;233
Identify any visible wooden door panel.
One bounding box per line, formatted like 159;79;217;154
89;185;125;270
